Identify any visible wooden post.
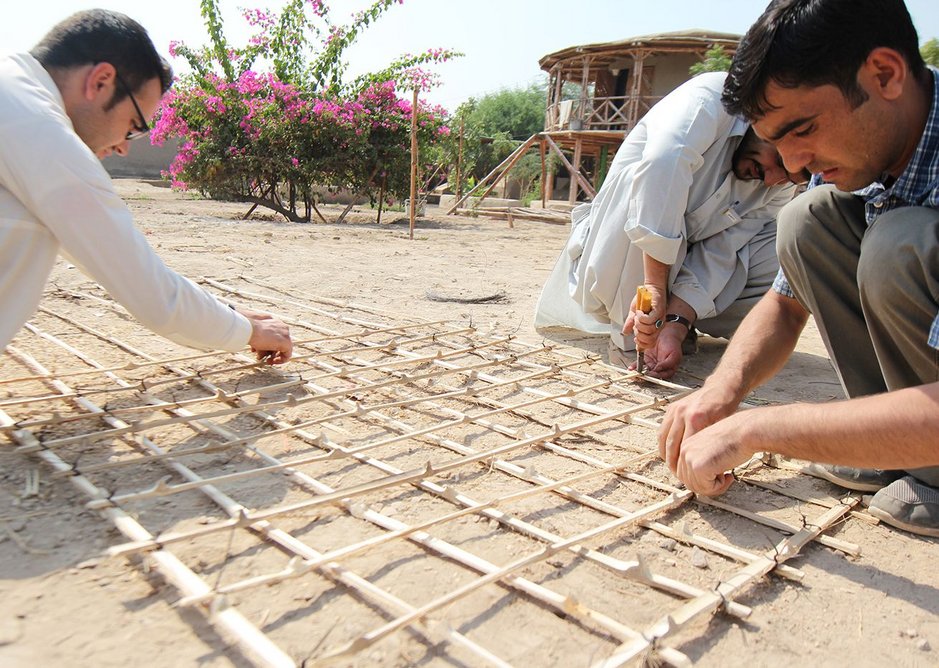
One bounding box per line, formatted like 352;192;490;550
543;137;554;203
628;52;647;130
409;87;418;241
455;116;464;201
568;136;583;205
377;174;386;225
539;136;547;208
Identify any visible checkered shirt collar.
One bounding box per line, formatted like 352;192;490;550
856;67;939;208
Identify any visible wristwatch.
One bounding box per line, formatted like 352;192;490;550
655;313;693;331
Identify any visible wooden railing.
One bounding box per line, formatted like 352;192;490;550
544;95;666;132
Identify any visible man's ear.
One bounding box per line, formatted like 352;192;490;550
83;62;116;102
861;47;908;102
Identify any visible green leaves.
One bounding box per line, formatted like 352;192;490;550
689;44;732;76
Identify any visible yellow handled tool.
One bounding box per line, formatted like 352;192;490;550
636;286;652;373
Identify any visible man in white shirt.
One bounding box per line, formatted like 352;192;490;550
0;9;292;363
535;72;809;378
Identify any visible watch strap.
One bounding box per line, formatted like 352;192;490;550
655;313;693;330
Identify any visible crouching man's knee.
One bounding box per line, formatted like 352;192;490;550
858;207;939;313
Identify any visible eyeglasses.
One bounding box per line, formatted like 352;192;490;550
114;72;150;141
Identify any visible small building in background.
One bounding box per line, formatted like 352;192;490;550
539;29;740;206
445;30;741;218
540;29;740;134
101;138;179;181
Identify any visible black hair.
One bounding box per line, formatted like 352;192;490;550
30;8;173;106
722;0;926;120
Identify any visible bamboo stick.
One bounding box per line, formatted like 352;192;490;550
409;87;418;240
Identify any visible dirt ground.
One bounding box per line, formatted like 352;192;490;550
0;179;937;667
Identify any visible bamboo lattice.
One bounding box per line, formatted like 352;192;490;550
0;275;864;667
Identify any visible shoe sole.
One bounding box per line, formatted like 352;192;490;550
802;463;889;492
868;505;939;538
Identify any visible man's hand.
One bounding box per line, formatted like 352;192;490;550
239;308;292;364
623;283;667;350
672;415;754;496
658;382;742;489
626;324;685;379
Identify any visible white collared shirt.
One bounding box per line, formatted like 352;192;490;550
0;53;251;351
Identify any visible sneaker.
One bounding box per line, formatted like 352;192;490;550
803;463;904;492
868;476;939;537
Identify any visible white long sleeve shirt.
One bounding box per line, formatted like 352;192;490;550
566;72;797;322
0;53;252;351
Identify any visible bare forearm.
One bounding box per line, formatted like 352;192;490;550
705;291;809;404
737;383;939;469
642;254;670;292
669;382;939;496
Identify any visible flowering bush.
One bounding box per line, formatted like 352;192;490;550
153;0;458;222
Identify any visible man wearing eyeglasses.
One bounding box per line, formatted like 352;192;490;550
0;9;293;363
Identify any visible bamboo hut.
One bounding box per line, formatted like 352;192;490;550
448;30;741;218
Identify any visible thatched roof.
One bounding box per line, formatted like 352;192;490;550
539;29;741;73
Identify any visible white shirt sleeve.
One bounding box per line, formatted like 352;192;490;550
0;61;252;352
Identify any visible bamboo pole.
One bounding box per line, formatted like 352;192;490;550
569;135;583;205
376;174;385;225
455;115;464;201
409;87;418;240
540;137;547;208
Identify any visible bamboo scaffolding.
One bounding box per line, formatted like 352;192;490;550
180;280;858;555
79;342;750;627
0;378;296;668
154;285;859;555
55;282;856;560
1;279;879;667
7;337;510;667
18;328;677;660
115;352;705;654
148;336;808;607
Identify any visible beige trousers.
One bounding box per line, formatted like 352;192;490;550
777;185;939;484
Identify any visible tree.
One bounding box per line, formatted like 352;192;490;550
433;83;547;199
922;38;939;68
689;44;732;76
153;0;460;222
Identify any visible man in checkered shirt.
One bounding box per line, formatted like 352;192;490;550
659;0;939;537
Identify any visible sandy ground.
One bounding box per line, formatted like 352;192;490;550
0;179;937;667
